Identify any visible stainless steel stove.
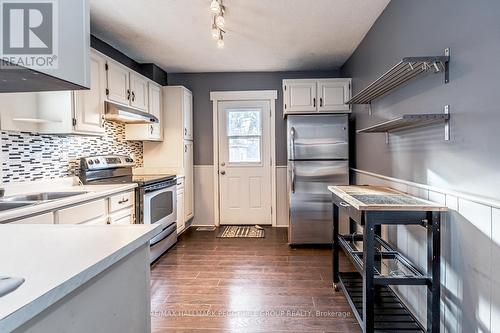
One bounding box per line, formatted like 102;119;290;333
79;155;177;263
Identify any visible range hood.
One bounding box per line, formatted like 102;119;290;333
104;101;158;124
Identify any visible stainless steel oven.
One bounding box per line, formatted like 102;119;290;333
135;177;178;263
78;155;178;264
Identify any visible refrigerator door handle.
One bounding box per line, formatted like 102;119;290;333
291;161;296;193
290;127;296;160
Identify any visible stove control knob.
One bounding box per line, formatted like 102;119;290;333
94;159;100;164
88;160;94;165
125;158;134;163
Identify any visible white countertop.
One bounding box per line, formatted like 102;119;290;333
0;223;161;332
0;178;137;223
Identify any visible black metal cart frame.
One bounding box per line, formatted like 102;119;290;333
332;197;441;333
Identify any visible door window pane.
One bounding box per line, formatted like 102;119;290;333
229;138;261;163
227;110;261;136
226;109;262;163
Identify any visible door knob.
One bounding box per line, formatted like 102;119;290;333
221;162;225;167
220;171;226;175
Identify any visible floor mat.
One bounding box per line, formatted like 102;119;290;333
217;226;265;238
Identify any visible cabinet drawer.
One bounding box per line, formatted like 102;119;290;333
57;199;106;225
11;212;54;225
109;209;134;225
81;216;108;225
109;191;134;213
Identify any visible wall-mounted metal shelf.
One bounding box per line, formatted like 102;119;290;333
347;49;450;109
357;105;450;143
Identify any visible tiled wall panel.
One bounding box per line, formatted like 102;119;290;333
0;121;143;183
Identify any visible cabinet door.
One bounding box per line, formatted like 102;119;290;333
130;73;149;111
183;141;194;222
73;51;106;134
283;80;317;114
176;190;185;233
183;89;193;140
148;83;162;140
106;60;130;105
317;79;351;112
56;199;106;225
11;212;54;224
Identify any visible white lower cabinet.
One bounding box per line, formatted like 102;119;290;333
56;199;107;225
11;213;54;225
81;217;108;225
8;191;136;226
108;211;134;225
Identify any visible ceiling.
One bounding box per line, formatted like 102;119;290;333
90;0;390;73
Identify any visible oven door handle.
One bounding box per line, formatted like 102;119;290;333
143;184;176;199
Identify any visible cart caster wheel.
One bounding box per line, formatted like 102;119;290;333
334;284;340;292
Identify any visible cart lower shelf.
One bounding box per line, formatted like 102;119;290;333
338;272;425;333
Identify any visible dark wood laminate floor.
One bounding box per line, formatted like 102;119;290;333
150;227;360;333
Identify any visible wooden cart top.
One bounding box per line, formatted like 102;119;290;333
328;185;448;212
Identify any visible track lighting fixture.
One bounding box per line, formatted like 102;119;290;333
209;0;227;48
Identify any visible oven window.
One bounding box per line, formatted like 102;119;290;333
150;191;173;224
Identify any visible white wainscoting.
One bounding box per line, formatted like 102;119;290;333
192;165;216;226
352;168;500;333
276;166;289;227
192;165;289;227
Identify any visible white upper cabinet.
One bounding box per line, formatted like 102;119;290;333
283;78;351;115
283;80;317;113
106;61;131;105
129;73;149;111
317;79;351;112
183;89;193;140
0;50;107;136
125;81;163;141
73;51;106;134
148;83;162;121
105;58;150;112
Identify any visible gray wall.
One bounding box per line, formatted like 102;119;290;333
342;0;500;200
342;1;500;332
168;71;340;166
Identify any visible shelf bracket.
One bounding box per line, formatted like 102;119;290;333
444;48;450;84
444;105;450;141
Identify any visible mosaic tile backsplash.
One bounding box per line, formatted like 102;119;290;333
1;121;143;183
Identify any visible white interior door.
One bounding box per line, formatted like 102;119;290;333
218;100;272;225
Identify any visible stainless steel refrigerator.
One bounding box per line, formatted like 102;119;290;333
287;115;349;245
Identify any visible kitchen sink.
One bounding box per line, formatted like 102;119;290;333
0;202;35;212
0;191;88;203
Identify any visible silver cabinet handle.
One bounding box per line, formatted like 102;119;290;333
184;145;188;153
127;89;131;100
320;98;323;107
313;98;316;108
150;125;154;135
339;202;350;208
131;91;135;102
184;128;187;136
118;198;129;204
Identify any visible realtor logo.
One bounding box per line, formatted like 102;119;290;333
1;0;58;69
